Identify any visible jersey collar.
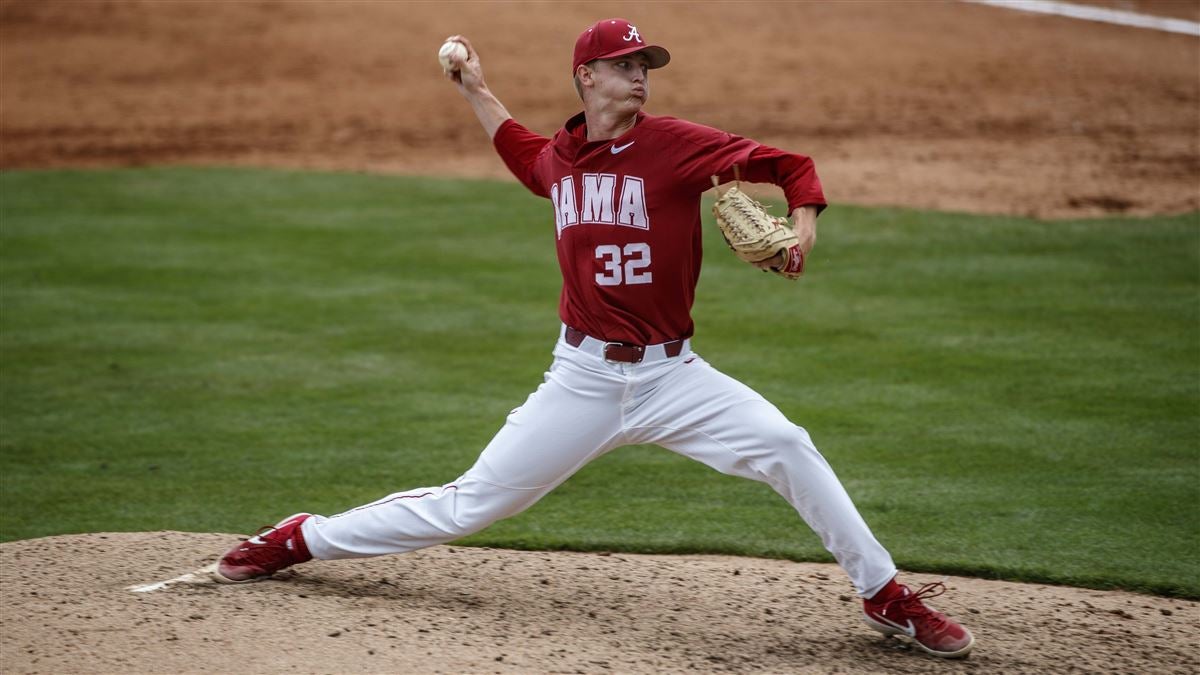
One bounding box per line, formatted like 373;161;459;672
563;110;646;146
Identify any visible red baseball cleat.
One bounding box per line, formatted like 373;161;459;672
862;581;975;658
211;513;314;584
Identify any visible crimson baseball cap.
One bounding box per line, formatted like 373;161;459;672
572;18;670;73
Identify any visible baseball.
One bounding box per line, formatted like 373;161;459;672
438;40;467;72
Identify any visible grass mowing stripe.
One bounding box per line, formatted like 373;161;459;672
1;168;1196;598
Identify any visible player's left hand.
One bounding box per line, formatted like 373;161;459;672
710;176;811;280
751;253;784;271
750;207;816;273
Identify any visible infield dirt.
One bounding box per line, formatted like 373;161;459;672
1;0;1198;217
1;1;1198;673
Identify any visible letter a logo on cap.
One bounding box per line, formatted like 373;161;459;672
573;19;670;72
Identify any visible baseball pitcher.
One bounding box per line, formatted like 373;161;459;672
213;18;974;659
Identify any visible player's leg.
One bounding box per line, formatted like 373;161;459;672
627;353;973;657
302;343;625;558
214;341;625;580
626;352;896;595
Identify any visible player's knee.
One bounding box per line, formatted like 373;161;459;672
738;402;810;447
445;510;495;538
443;485;539;539
445;520;481;539
753;422;829;476
757;420;809;454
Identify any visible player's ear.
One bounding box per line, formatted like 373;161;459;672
574;63;594;101
575;62;595;87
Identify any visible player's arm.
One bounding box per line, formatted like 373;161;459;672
742;145;826;268
444;35;511;139
676;124;824;264
443;35;550;198
788;204;819;260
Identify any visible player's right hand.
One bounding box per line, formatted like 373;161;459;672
444;35;485;95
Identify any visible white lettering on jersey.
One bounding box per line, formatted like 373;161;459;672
594;243;653;286
580;173;617;225
616;176;649;230
595;244;622;286
550;182;561;232
622;242;653;284
554;175;578;238
553;174;648;237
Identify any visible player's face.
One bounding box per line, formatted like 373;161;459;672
588;53;650;112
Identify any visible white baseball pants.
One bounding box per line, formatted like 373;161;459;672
302;326;898;597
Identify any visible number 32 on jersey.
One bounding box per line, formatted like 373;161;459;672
595;243;652;286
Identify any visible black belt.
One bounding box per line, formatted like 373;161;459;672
564;326;685;364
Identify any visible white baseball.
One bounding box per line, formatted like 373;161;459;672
438;40;467;72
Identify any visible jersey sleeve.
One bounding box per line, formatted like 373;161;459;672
674;124;761;195
741;144;827;215
667;118;827;215
492;118;552;198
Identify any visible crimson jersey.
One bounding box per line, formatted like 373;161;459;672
493;111;826;345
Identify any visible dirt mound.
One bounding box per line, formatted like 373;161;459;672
1;1;1197;217
2;532;1196;674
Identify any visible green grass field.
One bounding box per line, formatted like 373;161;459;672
2;168;1197;598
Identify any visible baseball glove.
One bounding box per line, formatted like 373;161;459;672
711;169;805;280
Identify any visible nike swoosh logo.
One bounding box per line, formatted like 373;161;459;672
872;614;917;638
610;141;635;155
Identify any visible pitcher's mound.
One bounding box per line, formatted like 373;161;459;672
2;532;1196;674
